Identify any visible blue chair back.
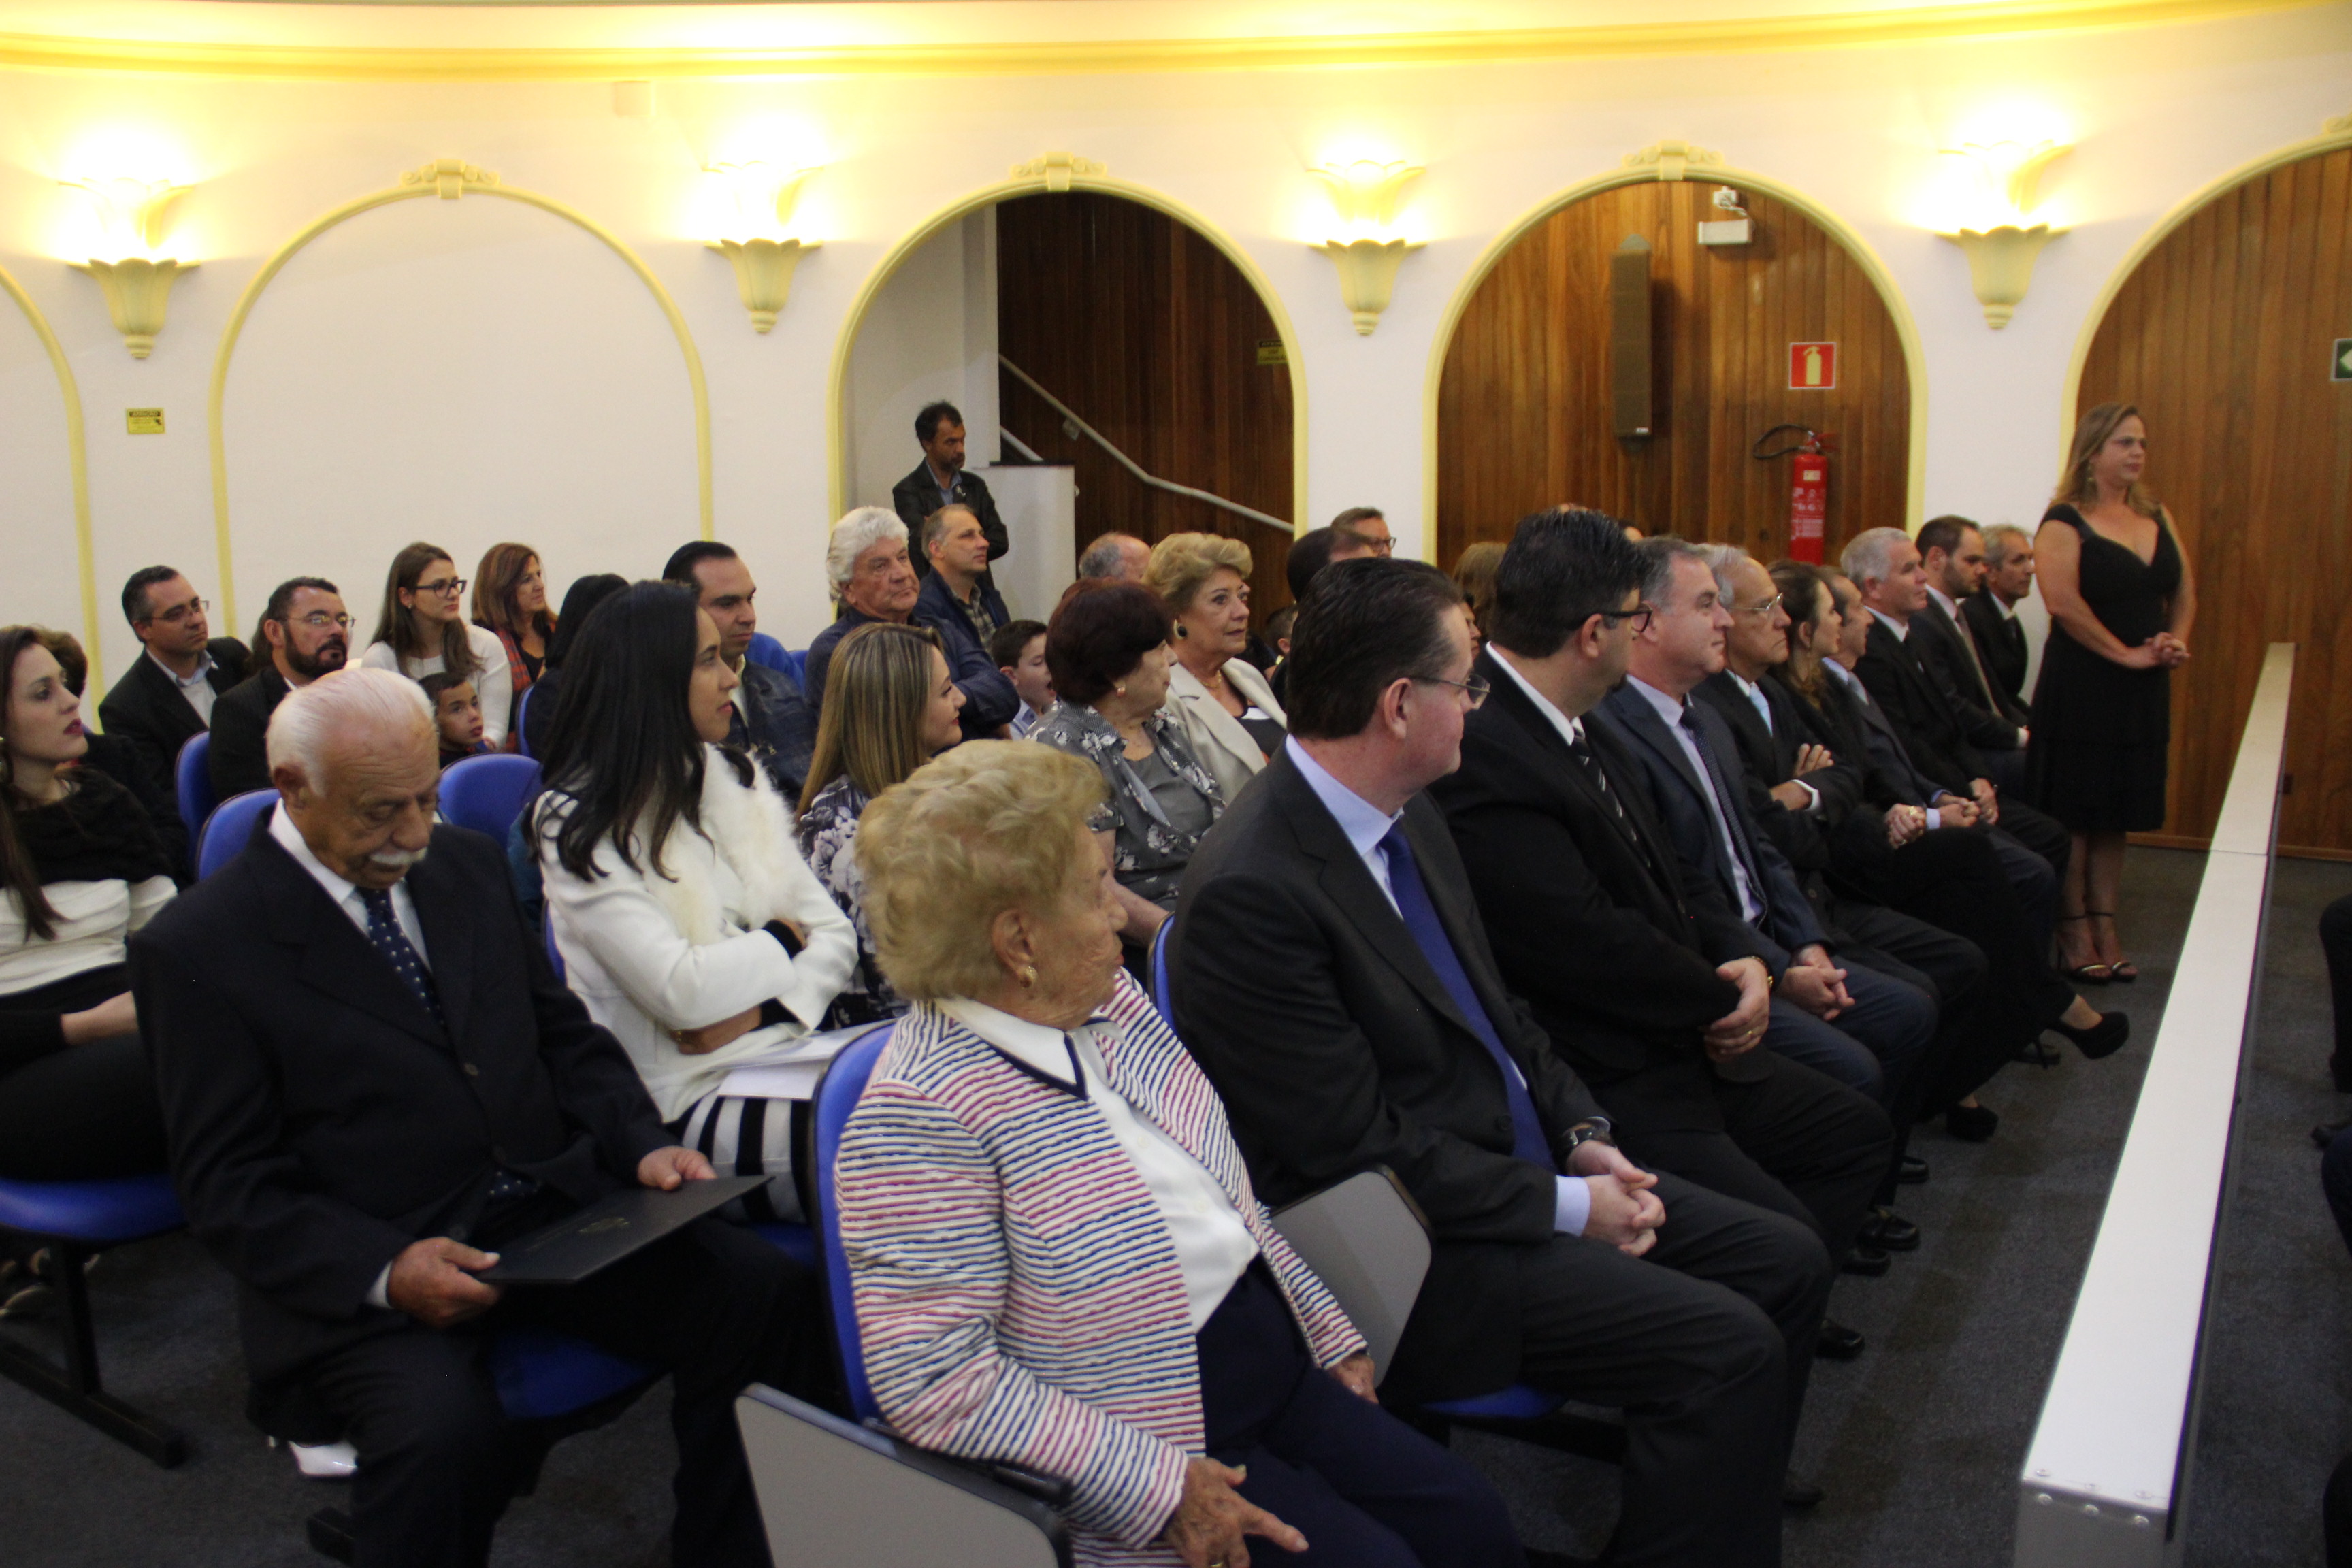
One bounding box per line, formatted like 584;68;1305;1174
1149;921;1173;1018
746;633;789;675
487;1328;654;1422
812;1023;900;1423
174;733;216;859
786;647;810;687
440;754;542;842
544;915;566;981
197;790;277;879
512;685;535;759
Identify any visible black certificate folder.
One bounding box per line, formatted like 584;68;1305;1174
479;1176;769;1285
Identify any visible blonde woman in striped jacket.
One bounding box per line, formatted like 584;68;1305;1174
836;742;1522;1568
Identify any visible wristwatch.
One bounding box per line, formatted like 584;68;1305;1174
1562;1118;1615;1157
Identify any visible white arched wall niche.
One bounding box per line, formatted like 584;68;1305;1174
0;262;96;685
212;163;710;635
829;159;1310;533
1419;146;1931;536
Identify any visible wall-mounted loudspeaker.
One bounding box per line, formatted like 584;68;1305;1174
1610;235;1653;440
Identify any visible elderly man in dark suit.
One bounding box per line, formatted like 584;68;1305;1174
1171;557;1835;1567
910;504;1019;738
891;399;1007;582
1962;523;2036;717
98;566;249;803
131;668;817;1568
662;540;816;799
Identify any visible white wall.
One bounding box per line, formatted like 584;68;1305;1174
844;207;998;516
0;4;2345;698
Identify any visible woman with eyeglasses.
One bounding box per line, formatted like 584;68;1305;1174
359;542;514;749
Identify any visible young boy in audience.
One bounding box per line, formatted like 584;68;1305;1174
988;618;1051;736
420;672;489;768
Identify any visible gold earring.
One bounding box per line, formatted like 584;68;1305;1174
1018;964;1039;988
1113;683;1126;696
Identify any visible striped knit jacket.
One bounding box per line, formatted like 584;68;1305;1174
834;970;1366;1565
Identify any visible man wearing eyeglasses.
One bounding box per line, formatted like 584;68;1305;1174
210;578;352;800
1327;506;1396;561
99;566;251;807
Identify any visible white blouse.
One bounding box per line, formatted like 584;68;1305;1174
0;875;175;997
360;624;514;747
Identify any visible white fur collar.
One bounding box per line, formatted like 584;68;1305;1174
593;747;805;948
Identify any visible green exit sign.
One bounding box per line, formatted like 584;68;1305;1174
2336;338;2352;382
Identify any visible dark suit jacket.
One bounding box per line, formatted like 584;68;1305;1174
97;638;249;802
129;812;670;1386
1169;748;1604;1404
1854;617;1988;796
892;461;1009;580
912;572;1019;738
1430;652;1742;1088
1961;592;2032;717
208;666;291;801
1592;682;1825;975
1691;670;1870;878
729;660;816;800
1912;595;2025;744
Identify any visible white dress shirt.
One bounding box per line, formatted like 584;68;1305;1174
269;800;429;965
1284;736;1594;1238
150;647;218;725
1725;671;1818;813
1623;677;1765;924
939;997;1257;1333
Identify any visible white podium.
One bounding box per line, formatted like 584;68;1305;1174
979;463;1077;624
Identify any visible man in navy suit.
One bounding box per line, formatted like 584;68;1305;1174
132;668;818;1568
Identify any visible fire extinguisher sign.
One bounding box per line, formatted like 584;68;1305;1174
1788;342;1838;390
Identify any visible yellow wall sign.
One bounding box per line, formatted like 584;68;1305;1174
127;408;165;434
1256;339;1288;366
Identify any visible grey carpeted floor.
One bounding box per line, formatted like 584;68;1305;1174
5;847;2347;1566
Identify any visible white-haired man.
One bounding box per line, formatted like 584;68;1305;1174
805;505;920;714
1077;530;1152;581
131;668;820;1568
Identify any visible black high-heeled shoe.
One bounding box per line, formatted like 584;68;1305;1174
2052;1009;2131;1060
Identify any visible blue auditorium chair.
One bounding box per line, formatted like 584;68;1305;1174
438;754;541;843
511;685;535;758
197;789;277;879
745;632;789;675
0;1172;191;1465
174;732;216;870
1148;921;1173;1017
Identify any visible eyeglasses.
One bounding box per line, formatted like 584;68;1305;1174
1735;593;1786;620
148;598;208;625
1362;538;1397;557
1417;674;1490;708
1595;604;1656;634
415;578;468;597
289;612;355;630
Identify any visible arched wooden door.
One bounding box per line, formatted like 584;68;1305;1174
2076;142;2352;854
1437;180;1912;567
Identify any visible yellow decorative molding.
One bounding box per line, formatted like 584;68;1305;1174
208;161;715;628
0;0;2323;80
0;261;101;693
1009;152;1107;191
830;167;1307;534
1317;238;1424;336
1624;140;1725;183
2328;110;2352;135
708;238;815;333
1422;152;1931;553
71;256;198;359
1940;224;2064;328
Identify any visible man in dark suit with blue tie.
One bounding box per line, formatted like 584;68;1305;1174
1173;558;1836;1567
131;668;818;1568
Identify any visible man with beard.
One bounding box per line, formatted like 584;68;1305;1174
210;578;351;799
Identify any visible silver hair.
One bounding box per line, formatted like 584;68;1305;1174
823;506;908;591
1634;536;1711;606
1694;542;1752;605
1078;532;1145;580
1982;523;2033;566
1840;527;1914;589
265;666;433;785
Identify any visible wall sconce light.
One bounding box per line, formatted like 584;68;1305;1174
1936;140;2070;329
64;176;198;359
1309;160;1425;336
704;162;821;333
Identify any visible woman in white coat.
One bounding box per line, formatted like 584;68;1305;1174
1145;532;1286;804
535;581;856;1222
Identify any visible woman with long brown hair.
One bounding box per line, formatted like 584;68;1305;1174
2028;402;2196;983
471;541;555;697
359;541;515;748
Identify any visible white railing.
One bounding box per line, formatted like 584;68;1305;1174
997;353;1292;534
2015;641;2297;1566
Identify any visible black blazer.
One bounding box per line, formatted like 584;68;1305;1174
892;461;1009;578
1855;617;1988;795
97;638;249;801
1592;683;1825;972
1961;592;2032;716
129;811;670;1386
207;666;291;802
1169;747;1604;1405
1429;651;1742;1086
1690;670;1870;876
1911;596;2025;744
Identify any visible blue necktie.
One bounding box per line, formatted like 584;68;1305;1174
1377;826;1553;1169
358;886;444;1033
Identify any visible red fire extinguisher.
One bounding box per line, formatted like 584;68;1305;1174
1754;425;1835;564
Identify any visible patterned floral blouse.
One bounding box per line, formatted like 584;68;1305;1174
794;774;906;1024
1027;700;1226;910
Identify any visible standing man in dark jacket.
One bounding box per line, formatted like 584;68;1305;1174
210;577;350;800
1172;557;1833;1567
98;566;248;804
910;505;1018;738
662;541;816;800
892;400;1007;583
131;668;818;1568
1963;524;2036;715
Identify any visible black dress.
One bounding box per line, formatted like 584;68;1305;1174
2025;503;2182;833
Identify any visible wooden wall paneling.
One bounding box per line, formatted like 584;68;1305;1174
2082;145;2352;853
993;193;1294;623
1437;182;1911;570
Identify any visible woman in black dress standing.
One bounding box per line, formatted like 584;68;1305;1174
2028;402;2196;983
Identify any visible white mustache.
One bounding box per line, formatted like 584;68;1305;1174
368;844;429;872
